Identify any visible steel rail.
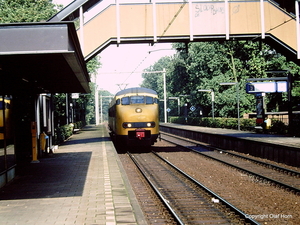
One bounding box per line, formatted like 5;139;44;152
161;131;300;177
220;150;300;177
161;132;300;194
127;152;185;225
152;151;260;225
129;151;259;224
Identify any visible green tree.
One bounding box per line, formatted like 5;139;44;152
0;0;58;23
52;57;101;126
142;41;300;120
53;93;67;126
71;56;101;125
142;56;172;97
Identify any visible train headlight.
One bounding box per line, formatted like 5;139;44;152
123;123;132;128
135;108;142;113
147;122;155;127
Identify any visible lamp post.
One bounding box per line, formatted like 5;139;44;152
141;69;167;123
148;47;176;122
168;97;180;116
198;89;215;119
220;82;240;130
179;95;190;122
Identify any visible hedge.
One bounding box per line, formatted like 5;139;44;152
54;121;86;145
168;116;289;135
169;117;256;131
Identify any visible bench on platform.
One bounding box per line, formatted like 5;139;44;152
73;128;80;133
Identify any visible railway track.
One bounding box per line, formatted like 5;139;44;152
160;131;300;195
127;151;259;224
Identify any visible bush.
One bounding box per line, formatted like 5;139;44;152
54;124;72;144
167;117;294;135
270;120;287;134
54;121;86;145
73;121;85;129
240;118;256;130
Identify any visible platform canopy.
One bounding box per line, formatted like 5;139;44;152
0;22;90;94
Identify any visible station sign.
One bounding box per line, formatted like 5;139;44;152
276;81;288;92
246;81;287;94
72;93;79;99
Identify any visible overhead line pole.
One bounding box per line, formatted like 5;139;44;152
163;68;167;123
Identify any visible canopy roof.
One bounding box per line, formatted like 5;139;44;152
0;22;90;94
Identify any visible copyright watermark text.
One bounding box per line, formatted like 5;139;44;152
246;214;293;220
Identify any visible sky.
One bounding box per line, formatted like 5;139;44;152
96;43;175;94
52;0;176;94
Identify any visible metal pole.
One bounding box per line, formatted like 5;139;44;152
163;68;167;123
231;53;240;131
95;89;99;125
66;93;69;124
236;84;240;130
100;95;103;124
211;91;215;119
116;0;120;44
177;98;180;116
152;0;157;42
225;0;229;40
188;0;194;41
260;0;265;39
168;97;180;116
288;73;292;132
79;6;84;53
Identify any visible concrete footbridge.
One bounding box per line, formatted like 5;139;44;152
49;0;300;63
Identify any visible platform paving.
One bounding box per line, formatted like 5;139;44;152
0;125;146;225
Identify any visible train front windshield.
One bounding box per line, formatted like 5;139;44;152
120;96;158;105
131;96;144;104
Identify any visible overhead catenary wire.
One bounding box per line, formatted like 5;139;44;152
117;1;187;90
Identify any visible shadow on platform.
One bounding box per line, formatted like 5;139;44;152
0;127;110;200
0;151;92;200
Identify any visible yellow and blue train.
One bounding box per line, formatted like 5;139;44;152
108;87;159;146
0;97;12;140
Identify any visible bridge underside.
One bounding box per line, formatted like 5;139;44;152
62;1;298;64
85;33;297;64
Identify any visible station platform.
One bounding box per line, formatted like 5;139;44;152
0;125;146;225
160;123;300;149
160;123;300;167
